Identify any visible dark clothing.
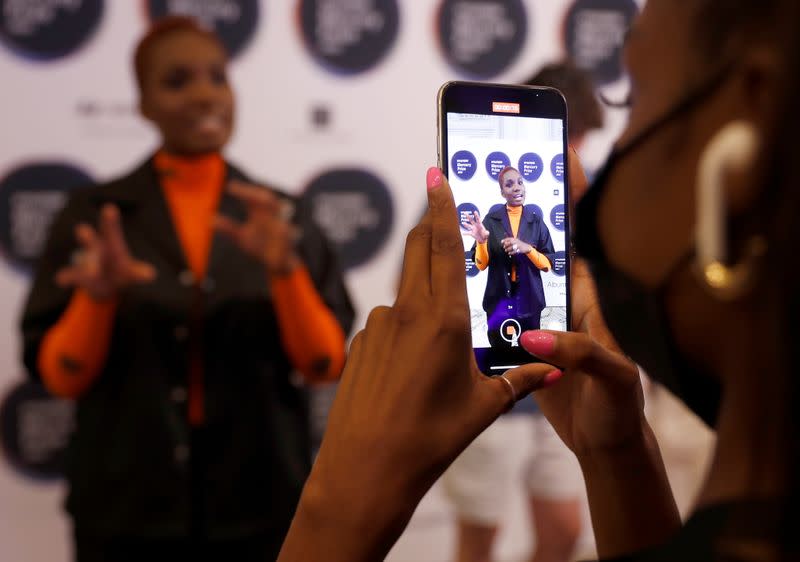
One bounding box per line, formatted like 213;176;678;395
20;157;354;545
470;204;555;335
596;500;783;562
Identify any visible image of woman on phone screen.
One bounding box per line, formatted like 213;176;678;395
462;166;555;346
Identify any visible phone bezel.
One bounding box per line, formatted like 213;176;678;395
437;81;572;375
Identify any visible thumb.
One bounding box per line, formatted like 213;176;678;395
481;363;563;416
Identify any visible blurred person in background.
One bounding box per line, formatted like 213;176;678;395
442;61;603;562
277;0;800;561
20;16;353;562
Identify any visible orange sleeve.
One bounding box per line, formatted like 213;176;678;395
526;249;552;272
270;266;346;384
37;290;117;398
475;242;490;271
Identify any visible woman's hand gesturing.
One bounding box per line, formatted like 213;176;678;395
55;204;156;300
214;180;300;276
461;211;489;244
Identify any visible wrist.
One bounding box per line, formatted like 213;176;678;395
576;419;658;471
282;467;417;562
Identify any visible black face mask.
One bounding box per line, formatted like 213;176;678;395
575;67;734;427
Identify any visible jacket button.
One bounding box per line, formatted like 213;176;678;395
170;387;187;403
179;270;195;287
174;444;190;464
174;325;188;341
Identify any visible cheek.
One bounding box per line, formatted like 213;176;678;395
599;147;697;286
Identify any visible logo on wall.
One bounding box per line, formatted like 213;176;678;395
0;380;75;480
298;0;400;75
0;162;93;272
146;0;259;58
0;0;104;61
564;0;639;85
303;169;394;270
437;0;528;79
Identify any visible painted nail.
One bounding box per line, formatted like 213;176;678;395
520;331;556;356
426;167;443;191
543;369;564;388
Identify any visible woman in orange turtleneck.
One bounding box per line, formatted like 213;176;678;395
20;17;353;562
462;166;555;346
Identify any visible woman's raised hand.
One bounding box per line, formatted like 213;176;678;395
214;180;300;276
55;204;156;300
461;210;490;244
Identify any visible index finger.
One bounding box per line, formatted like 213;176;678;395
427;168;466;306
519;330;637;386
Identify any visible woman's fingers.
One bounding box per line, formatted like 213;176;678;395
229;180;280;213
129;259;157;282
479;363;559;418
99;204;128;258
427;169;466;305
520;330;638;385
213;215;245;245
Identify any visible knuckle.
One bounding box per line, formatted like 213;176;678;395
406;223;432;245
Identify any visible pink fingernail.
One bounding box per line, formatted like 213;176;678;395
543;369;564;387
426;167;443;191
520;331;556;356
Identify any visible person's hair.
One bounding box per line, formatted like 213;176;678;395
133;16;226;92
524;61;603;141
497;166;520;189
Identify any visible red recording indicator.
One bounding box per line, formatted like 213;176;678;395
492;101;520;114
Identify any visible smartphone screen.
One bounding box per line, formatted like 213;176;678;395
438;82;570;376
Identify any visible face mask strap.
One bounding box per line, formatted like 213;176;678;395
613;62;738;161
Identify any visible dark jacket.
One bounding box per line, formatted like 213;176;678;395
471;204;555;320
19;156;354;540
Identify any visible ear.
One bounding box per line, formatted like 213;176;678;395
737;47;782;127
724;47;782;213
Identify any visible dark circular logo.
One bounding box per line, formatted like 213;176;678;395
457;202;480;229
0;380;74;480
564;0;639;85
303;169;394;270
518;152;544;183
437;0;528;79
298;0;400;75
0;162;93;272
0;0;104;61
146;0;259;58
549;204;566;232
550;153;565;182
551;250;567;277
486;151;511;181
451;150;478;181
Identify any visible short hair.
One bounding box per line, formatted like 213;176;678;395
525;61;603;140
497;166;520;188
133;16;226;92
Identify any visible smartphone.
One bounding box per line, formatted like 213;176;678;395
437;81;571;376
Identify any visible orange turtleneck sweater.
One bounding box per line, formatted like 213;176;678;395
474;205;552;280
38;152;346;425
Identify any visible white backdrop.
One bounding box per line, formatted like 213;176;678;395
0;1;635;559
